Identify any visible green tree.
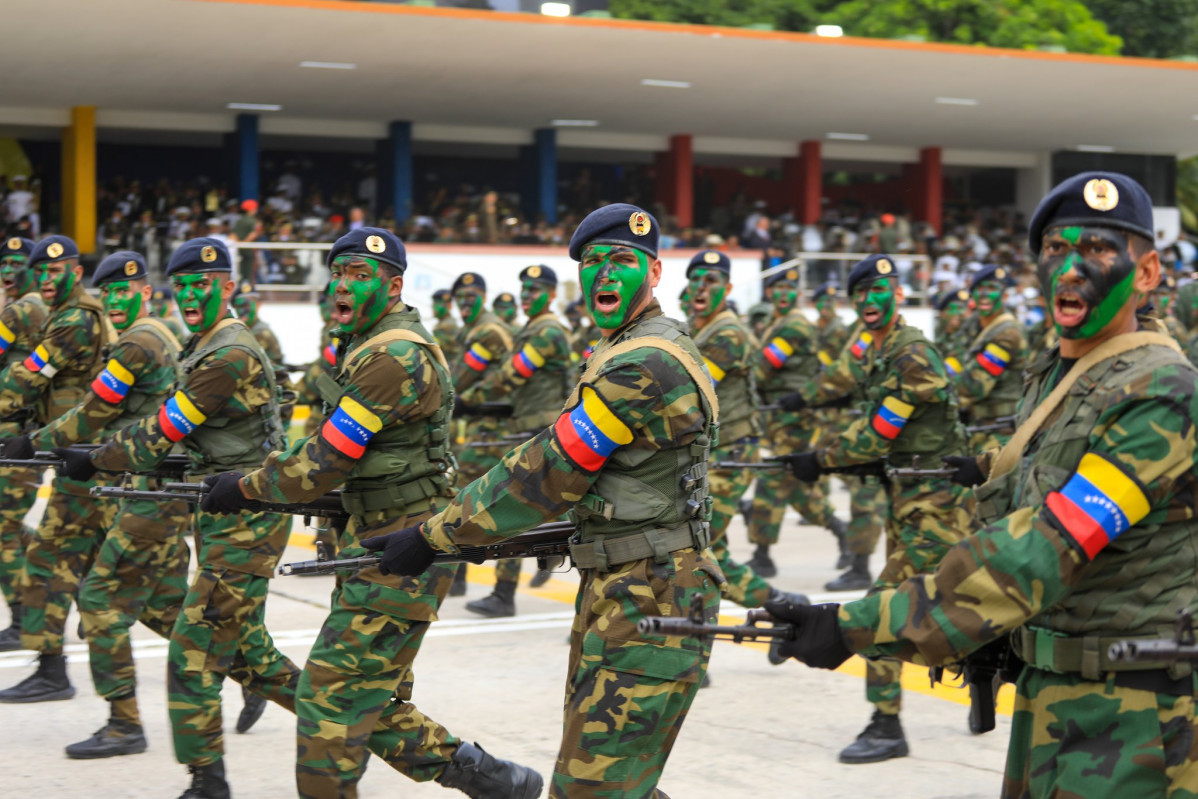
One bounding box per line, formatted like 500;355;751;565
606;0;829;30
1085;0;1198;58
1178;156;1198;232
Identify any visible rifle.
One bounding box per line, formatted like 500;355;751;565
883;454;957;481
637;594;795;643
965;415;1017;435
454;402;515;419
930;637;1015;735
710;457;890;482
757;396;858;414
462;433;533;450
1109;609;1198;663
0;446;190;477
278;520;577;576
90;479;348;522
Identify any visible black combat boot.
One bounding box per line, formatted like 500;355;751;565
825;553;872;592
827;515;851;569
236;685;267;733
448;563;468;597
0;652;75;703
65;718;147;759
179;760;231;799
766;589;811;665
838;710;909;764
465;580;517;618
746;545;776;578
0;602;22;652
436;741;543;799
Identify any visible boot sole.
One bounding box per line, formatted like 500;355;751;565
0;686;76;703
515;771;544;799
464;605;516;618
65;741;148;759
838;742;910;764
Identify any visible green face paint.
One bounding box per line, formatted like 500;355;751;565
0;255;32;297
814;294;836;319
232;295;258;326
433;299;451;320
101;280;143;331
496;304;516;323
686;268;728;320
971;280;1005;318
36;260;78;307
520;280;550;317
770;282;798;314
455;290;484;325
173;273;225;333
330;255;392;334
1038;225;1140;340
852;278;897;331
579;244;651;330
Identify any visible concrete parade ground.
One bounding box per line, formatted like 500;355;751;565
0;482;1012;799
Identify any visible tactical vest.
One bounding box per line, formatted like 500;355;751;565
40;289;114;423
106;317;183;431
569;313;719;572
759;310;821;399
975;344;1198;679
179;317;284;475
966;315;1024;420
319;306;455;518
693;309;758;443
509;312;572;432
859;323;964;467
457;312;513;401
2;291;47;367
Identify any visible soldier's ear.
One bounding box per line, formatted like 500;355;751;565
1133;249;1160;296
389;274;404;299
140;283;154;303
219;277;236;302
648;258;663;289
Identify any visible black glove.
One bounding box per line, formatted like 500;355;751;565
777;451;822;483
777;392;807;413
0;435;34;460
52;447;98;482
761;599;853;670
942;455;986;487
199;472;255;515
453;401;479;418
361;524;437;576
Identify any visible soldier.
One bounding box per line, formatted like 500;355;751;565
746;301;772;342
493;291;520;335
688;250;806;611
0;251;190;757
933;288;971;378
775;254;973;763
770;171;1198;798
566;298;599;362
1151;274;1187;344
55;238;299;798
747;267;848;578
198;228;542;799
151;285;188;344
468;265;572;615
0;237;47;650
0;235;116;703
431;288;460;364
1022;286;1051;356
363;203;723;798
955;265;1027;452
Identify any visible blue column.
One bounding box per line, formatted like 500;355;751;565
388;121;413;223
235;113;259;202
534;127;557;224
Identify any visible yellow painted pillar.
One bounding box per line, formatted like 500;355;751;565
62;106;96;253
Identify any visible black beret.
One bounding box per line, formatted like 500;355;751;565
153;285;174;301
810;282;838;301
1;237;34;259
31;235;79;265
166;237;232;275
232;280;259;300
432;289;453;301
969;264;1014;292
1028;171;1154;255
764;266;801;289
935;288;971;311
493;293;516;306
686;250;730;277
520;264;557;287
847;254;899;294
92;251;147;287
568;203;659;262
452;272;486;293
327;227;406;273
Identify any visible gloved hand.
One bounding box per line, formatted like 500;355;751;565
200;472;256;514
0;435;34;460
453;401;479;418
361;524;437;576
761;599;853;670
777;392;807;413
777;451;822;483
942;455;986;487
52;447;98;482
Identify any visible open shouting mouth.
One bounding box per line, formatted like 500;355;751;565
1053;290;1087;329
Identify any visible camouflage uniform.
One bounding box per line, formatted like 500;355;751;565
432;315;460;365
90;314;299;767
452;309;512;488
956;312;1027;452
292;323;343;556
243;303;470;797
422;301;722;798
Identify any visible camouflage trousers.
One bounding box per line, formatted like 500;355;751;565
846;474;888;556
457;434;517;582
79;491;191;714
866;479;974;715
553;547;722;798
168;567;301;766
1003;667;1198;798
296;504;460;798
708;438;771;608
0;465;40;607
19;476;114;654
749;420;834;546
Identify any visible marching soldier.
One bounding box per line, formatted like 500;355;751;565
1151;274;1187;344
363;204;723;798
493;291;520;336
151;285;188;344
198;228;543;799
431;288;460;364
933;288;971;378
769;171;1198;798
566;298;598;362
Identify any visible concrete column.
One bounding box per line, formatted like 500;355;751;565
533;127;557;224
665;134;693;228
387;121;412;223
234;113;259;203
917;146;943;235
61;106;96;253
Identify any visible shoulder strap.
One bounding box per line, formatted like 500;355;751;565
693;309;742;347
567;335;719;421
968;313;1018;353
476;321;514;353
128;317;183;356
343;328;450;374
989;331;1182;480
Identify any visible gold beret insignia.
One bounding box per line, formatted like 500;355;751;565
200;246;217;263
124;260;139;276
876;259;893;275
47;242;64;259
366;235;385;254
703;251;720;264
1083;178;1119;212
629;212;652;237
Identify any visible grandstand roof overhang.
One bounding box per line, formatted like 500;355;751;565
3;0;1198;161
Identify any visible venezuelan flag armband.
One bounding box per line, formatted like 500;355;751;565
1045;452;1150;560
321;396;383;459
553;386;633;472
92;359;136;405
159;391;207;442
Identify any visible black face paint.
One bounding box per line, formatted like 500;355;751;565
1038;225;1140;340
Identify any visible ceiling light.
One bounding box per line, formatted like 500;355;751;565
552;119;598;127
935;97;979;106
541;2;570;16
640;79;691;89
1075;144;1116;153
826;132;869;141
299;61;357;70
814;25;844;37
227;102;282;112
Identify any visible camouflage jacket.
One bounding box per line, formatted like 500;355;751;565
693;308;758;443
0;290;48;369
498;309;572;432
955;313;1027;420
815;314;849;369
755;309;822;401
453;310;512;404
433;316;461;364
249;318;284;365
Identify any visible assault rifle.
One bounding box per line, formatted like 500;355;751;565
454;402;514;419
965;415;1017;435
1109;609;1198;663
882;454;956;481
710;458;888;480
279;520;577;576
930;637;1016;735
462;433;534;450
637;594;795;643
0;445;191;478
90;479;348;523
757;396;857;414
